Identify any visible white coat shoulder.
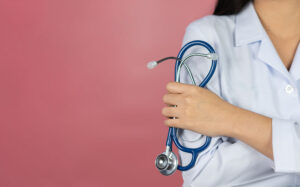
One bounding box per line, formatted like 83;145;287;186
180;14;236;97
183;15;235;48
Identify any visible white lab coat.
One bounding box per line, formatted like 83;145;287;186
178;1;300;186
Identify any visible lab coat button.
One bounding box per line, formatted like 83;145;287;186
285;85;294;94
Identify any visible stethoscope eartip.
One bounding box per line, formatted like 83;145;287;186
147;61;158;69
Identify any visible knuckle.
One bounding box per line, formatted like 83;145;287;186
190;87;198;93
184;95;193;103
166;82;172;90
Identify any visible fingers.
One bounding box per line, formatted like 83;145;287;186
161;106;180;118
166;81;196;94
162;82;199;129
162;93;181;105
164;118;180;128
166;82;185;93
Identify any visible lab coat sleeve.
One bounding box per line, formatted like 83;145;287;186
177;18;227;181
272;119;300;173
193;119;300;186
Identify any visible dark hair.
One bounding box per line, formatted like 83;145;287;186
213;0;252;15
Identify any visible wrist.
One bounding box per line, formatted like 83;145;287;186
228;107;250;138
219;103;255;137
226;105;272;141
217;102;241;137
221;104;273;159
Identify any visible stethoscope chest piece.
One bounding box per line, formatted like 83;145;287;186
155;151;178;176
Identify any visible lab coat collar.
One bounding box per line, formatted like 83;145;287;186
235;2;294;80
235;2;263;47
257;35;291;79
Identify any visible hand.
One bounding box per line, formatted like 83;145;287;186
161;81;236;137
161;81;274;159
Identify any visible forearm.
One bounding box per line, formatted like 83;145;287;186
223;104;273;160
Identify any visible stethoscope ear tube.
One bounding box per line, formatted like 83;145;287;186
175;40;217;87
154;40;217;175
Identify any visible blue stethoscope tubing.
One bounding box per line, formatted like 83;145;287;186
166;40;217;171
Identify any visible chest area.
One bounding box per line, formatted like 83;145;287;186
267;32;299;70
219;46;300;120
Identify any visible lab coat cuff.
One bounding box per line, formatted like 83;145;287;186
272;118;300;173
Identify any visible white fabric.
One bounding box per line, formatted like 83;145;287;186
178;2;300;186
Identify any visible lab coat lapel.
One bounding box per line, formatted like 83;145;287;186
257;35;291;80
235;2;292;80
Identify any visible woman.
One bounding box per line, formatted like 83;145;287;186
161;0;300;186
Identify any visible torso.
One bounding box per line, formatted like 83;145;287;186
178;2;300;186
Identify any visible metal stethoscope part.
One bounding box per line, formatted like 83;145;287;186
155;146;178;176
148;40;218;176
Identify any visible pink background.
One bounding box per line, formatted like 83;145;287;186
0;0;216;186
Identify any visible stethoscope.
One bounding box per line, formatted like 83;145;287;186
147;40;218;176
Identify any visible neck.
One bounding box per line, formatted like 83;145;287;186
253;0;300;39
